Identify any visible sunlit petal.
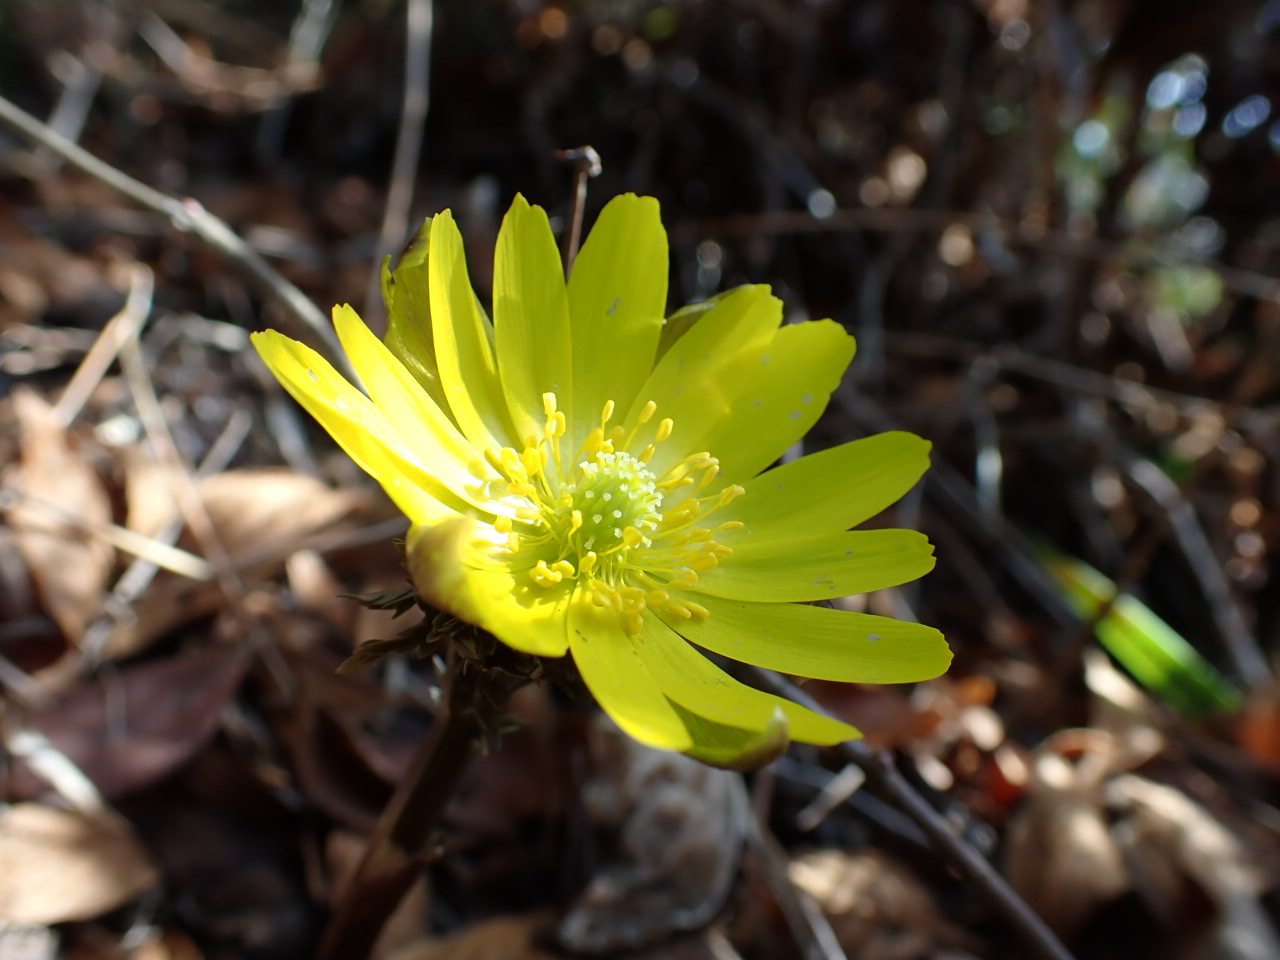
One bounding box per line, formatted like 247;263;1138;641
664;595;952;684
694;528;935;602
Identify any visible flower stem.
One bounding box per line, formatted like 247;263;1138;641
315;657;516;960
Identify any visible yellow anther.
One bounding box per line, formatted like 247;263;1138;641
494;515;513;534
552;411;567;438
626;612;645;634
551;559;576;579
602;399;615;423
520;447;542;476
655;418;674;442
717;520;745;531
570;509;583;534
531;560;563;586
685;601;710;619
484;445;504;471
580;551;598;577
638;400;657;424
638;443;656;463
622;526;645;548
515;506;540;521
508;481;537;498
688;553;719;572
665;596;692;619
697;463;720;489
646;588;669;605
543;392;558;417
500;447;523;475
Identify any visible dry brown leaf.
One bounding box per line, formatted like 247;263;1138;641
1108;774;1280;960
1236;680;1280;773
1004;731;1131;939
104;468;377;659
383;912;560;960
558;715;747;954
122;447;185;540
4;388;113;643
192;468;369;568
0;804;158;925
8;644;250;800
789;849;970;960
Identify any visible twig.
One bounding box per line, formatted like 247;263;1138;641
362;0;434;332
555;145;602;272
880;330;1279;437
0;93;349;378
742;805;849;960
751;668;1077;960
0;486;212;580
316;658;520;960
80;406;253;659
53;263;155;427
1113;448;1268;688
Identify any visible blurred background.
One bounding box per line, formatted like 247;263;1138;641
2;1;1280;959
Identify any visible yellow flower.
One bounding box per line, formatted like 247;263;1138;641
252;194;951;766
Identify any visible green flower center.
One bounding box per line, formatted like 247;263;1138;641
560;451;661;553
484;394;745;633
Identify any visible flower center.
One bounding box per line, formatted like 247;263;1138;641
560;451;661;554
482;394;745;633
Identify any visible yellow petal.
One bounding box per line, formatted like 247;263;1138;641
700;319;855;490
332;304;501;515
672;702;792;770
662;595;952;684
493;195;573;445
383;218;452;414
717;432;931;539
694;528;935;602
251;331;456;524
567;595;693;751
428;211;517;450
566;194;667;452
407;518;571;657
625;284;779;476
633;615;857;744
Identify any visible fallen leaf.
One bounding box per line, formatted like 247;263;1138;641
1004;732;1131;939
384;912;560;960
4;388;113;643
192;468;369;568
789;849;971;959
1108;773;1280;960
558;715;747;954
0;804;158;924
7;644;250;800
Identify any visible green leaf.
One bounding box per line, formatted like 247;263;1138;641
1043;550;1243;718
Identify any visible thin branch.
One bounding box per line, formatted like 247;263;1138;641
752;668;1078;960
362;0;434;332
0;93;350;379
556;145;602;273
53;262;155;427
